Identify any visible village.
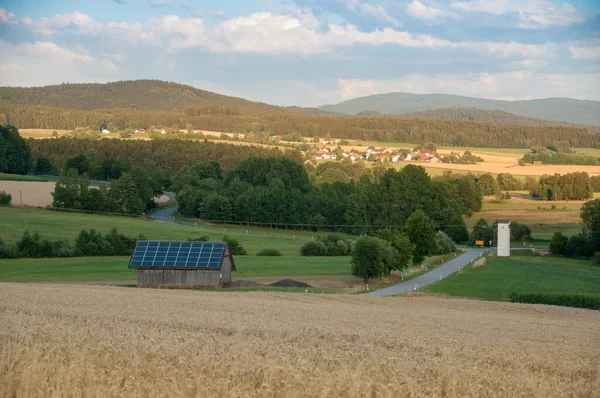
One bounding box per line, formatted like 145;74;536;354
312;139;466;164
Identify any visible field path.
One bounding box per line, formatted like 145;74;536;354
365;248;490;296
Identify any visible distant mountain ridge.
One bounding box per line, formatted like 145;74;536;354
320;93;600;125
0;80;332;116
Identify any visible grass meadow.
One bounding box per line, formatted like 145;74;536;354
1;283;598;397
423;255;600;300
0;207;305;256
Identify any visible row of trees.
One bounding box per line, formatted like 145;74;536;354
52;169;158;214
0;228;140;259
30;137;300;175
529;172;594;201
550;199;600;259
3;103;598;148
523;152;600;165
175;159;475;243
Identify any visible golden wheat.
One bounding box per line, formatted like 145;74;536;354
1;283;599;397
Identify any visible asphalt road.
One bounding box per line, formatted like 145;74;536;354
364;248;490;297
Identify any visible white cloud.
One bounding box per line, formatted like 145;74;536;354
333;72;600;101
346;1;401;27
451;0;588;28
406;1;451;23
0;7;30;24
0;40;118;87
0;7;559;61
37;11;103;35
569;46;600;60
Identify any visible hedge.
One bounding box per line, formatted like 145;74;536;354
510;292;600;310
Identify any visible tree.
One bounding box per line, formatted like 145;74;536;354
110;173;144;215
581;198;600;251
66;154;91;175
35;157;55;175
470;218;494;247
52;169;83;209
201;193;232;221
0;191;11;205
351;236;385;284
376;229;414;270
0;124;32;175
434;231;456;254
477;173;499;195
497;173;522;191
403;210;436;264
550;231;568;256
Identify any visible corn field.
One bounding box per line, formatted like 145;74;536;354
1;283;599;397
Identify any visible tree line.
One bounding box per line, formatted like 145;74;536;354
550;199;600;260
2;103;598;148
174;158;475;243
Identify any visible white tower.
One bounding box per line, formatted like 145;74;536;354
497;220;510;257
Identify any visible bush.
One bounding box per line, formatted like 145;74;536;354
223;235;247;255
434;230;456;255
189;235;210;242
74;228;137;256
256;248;282;256
0;190;11;205
300;240;328;256
300;235;354;256
510;292;600;310
550;231;568;256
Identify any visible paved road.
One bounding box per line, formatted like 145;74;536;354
364;248;490;297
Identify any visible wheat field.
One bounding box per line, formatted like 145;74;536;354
1;283;599;397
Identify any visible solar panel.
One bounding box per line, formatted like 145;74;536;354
129;241;225;269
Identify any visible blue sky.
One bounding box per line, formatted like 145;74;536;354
0;0;599;106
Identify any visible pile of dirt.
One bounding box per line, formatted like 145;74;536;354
230;280;264;288
269;279;312;288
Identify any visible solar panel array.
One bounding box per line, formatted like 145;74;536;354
129;241;225;268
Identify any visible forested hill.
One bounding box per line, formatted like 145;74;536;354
399;107;596;129
0;80;332;116
320;93;600;125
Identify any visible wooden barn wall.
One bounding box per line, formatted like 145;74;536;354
137;269;222;288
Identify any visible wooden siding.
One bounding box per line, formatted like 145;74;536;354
137;269;223;288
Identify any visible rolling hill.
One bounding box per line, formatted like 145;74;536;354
320;93;600;125
0;80;332;116
399;107;596;129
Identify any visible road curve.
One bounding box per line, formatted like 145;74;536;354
364;248;490;297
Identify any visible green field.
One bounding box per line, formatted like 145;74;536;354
0;173;48;182
0;255;352;282
0;207;305;256
423;255;600;300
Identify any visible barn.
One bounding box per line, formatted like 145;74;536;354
128;241;236;288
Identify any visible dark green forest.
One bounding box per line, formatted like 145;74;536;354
1;81;598;149
2;103;597;148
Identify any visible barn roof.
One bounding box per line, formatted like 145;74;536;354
128;241;236;271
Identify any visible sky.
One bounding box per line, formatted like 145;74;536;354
0;0;599;107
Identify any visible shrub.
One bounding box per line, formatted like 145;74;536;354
510;292;600;310
189;235;210;242
256;248;282;256
74;228;136;256
0;190;11;205
300;240;328;256
223;235;247;255
550;231;568;256
434;231;456;255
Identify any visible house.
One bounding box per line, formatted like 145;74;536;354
74;126;84;132
102;129;111;134
533;160;543;166
135;128;147;134
320;139;339;145
129;241;236;288
246;132;255;139
391;155;401;163
160;128;172;135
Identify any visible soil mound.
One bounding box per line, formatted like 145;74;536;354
269;279;312;288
